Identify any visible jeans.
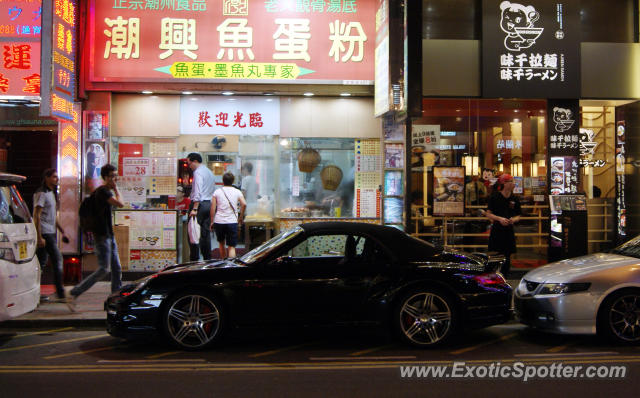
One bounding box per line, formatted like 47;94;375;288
193;200;212;260
36;233;64;299
71;235;122;297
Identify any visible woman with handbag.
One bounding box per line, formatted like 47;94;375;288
210;172;246;259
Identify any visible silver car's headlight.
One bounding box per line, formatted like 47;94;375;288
537;283;591;295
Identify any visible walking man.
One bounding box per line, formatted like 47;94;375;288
187;153;215;260
67;164;124;310
33;168;69;302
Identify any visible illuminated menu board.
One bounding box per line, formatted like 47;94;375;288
50;0;77;121
0;0;41;98
88;0;374;84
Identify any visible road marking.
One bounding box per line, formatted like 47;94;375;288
15;327;74;338
249;342;317;358
3;356;640;373
145;351;182;359
450;332;518;355
348;344;396;356
97;359;206;363
310;356;417;361
515;351;619;358
44;344;127;359
545;340;584;353
0;334;109;353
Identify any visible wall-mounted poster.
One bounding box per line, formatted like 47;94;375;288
433;167;465;216
550;156;578;194
85;142;107;192
384;143;404;168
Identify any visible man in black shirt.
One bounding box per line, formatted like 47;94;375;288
67;164;124;311
485;174;521;276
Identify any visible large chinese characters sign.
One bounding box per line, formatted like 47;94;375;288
89;0;374;84
481;0;580;98
0;0;42;97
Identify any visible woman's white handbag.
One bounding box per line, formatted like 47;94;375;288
187;216;201;244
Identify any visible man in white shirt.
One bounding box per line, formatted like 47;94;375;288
211;172;246;259
240;162;258;216
187;153;215;260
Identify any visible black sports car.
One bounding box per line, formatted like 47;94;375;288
106;222;512;349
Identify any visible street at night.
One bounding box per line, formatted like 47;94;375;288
1;323;639;398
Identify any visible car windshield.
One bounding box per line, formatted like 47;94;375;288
611;235;640;259
239;226;304;264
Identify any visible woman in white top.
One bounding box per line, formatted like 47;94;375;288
210;172;246;259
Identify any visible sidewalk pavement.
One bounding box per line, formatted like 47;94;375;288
2;271;528;328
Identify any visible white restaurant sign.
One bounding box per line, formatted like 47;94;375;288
180;96;280;135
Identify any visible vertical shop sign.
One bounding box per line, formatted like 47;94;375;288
615;120;626;241
482;0;580;98
41;0;77;120
58;103;81;253
547;99;579;194
0;0;41;98
374;0;391;116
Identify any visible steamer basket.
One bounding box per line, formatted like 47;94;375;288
297;148;321;173
321;165;343;191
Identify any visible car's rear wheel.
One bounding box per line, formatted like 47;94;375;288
163;290;223;350
394;289;458;347
598;289;640;345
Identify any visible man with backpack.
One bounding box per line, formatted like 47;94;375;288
67;164;124;311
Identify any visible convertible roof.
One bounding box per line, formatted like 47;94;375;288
299;221;407;240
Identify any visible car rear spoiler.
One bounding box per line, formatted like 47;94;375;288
471;252;505;273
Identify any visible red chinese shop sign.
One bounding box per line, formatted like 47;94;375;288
0;0;42;97
88;0;374;84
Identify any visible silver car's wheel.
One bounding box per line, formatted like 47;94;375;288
607;293;640;343
396;290;456;346
164;292;222;349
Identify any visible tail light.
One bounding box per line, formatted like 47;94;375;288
472;273;507;286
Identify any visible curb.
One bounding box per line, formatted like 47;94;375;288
1;318;107;328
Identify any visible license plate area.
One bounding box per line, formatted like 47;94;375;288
18;241;27;260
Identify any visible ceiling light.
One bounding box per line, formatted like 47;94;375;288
303;92;314;97
182;91;193;95
222;91;234;96
340;93;351;96
263;92;275;96
142;90;153;94
514;109;519;113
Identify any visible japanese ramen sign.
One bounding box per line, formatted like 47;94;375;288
481;0;580;98
88;0;374;84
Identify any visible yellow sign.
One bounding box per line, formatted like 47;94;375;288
18;242;27;260
167;62;306;80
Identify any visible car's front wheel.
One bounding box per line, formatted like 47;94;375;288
394;289;458;347
163;290;223;350
598;289;640;345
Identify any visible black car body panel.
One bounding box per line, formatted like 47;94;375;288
106;222;512;341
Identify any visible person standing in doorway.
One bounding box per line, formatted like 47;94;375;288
485;174;521;277
67;164;123;310
187;153;215;260
33;168;69;302
211;172;246;259
240;162;258;216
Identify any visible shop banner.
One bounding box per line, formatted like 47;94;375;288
547;99;579;195
88;0;374;84
615;120;626;241
433;166;465;216
481;0;580;98
180;95;279;135
0;0;41;98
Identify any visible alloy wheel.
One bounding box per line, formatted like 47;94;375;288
166;294;221;349
608;294;640;342
399;292;452;345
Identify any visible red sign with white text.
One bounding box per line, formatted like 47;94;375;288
88;0;374;84
0;0;41;97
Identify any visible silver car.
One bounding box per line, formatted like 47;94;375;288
514;236;640;344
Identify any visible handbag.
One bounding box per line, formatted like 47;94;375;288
187;215;201;244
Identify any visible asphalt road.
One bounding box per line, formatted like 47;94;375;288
1;323;639;398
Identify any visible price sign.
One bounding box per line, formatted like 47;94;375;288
123;157;151;177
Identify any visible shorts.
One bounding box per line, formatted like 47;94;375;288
214;223;238;247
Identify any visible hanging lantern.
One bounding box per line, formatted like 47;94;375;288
321;165;343;191
297;147;321;172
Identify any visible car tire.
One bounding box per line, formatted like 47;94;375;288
597;288;640;345
394;288;458;347
162;290;224;350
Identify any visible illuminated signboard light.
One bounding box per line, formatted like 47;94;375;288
440;131;456;136
50;0;77;121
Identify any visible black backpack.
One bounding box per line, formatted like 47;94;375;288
79;191;98;233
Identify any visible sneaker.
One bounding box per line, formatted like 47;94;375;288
65;295;77;312
48;295;67;303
